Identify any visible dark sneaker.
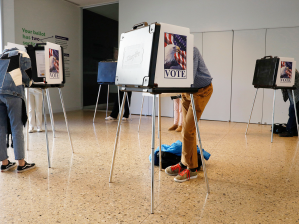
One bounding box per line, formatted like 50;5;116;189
165;163;186;176
174;169;198;182
1;160;17;172
17;161;36;173
279;132;293;137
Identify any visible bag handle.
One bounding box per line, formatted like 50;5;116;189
132;22;148;30
262;56;273;59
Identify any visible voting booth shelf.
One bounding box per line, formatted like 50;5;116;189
246;56;298;142
109;22;209;214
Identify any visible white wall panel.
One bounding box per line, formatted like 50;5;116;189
231;29;266;123
193;33;203;54
201;31;233;121
263;27;299;124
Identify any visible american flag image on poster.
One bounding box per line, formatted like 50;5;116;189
49;48;59;77
164;32;187;79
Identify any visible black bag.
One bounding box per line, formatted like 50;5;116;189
271;123;287;134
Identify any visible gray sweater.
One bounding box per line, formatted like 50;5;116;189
193;47;213;88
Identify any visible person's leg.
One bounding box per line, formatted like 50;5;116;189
175;99;183;132
34;90;43;131
6;96;25;163
169;98;179;130
165;94;190;175
28;90;36;131
181;84;213;169
0;96;9;163
178;99;183;126
281;103;297;137
174;84;213;182
123;91;132;118
109;90;121;119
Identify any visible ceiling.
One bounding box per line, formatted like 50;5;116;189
64;0;117;7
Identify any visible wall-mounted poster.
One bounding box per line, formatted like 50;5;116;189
164;32;187;79
44;42;63;84
275;57;296;87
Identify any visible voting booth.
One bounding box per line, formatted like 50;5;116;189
109;22;209;214
115;22;196;93
26;42;65;87
20;42;72;167
93;61;119;122
253;56;296;88
246;56;298;142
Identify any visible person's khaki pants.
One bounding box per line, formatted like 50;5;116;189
181;83;213;169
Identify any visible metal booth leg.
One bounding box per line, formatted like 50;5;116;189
292;90;299;138
93;85;101;123
106;85;110;118
190;94;210;194
109;92;127;182
151;94;156;214
271;90;276;143
138;95;145;132
58;88;74;153
42;89;51;168
46;89;56;138
158;95;162;171
118;86;121;113
245;88;258;135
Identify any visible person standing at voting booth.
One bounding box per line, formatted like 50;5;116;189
28;88;43;133
0;48;36;172
279;69;299;137
165;47;213;182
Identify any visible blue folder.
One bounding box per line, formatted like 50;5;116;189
97;61;117;84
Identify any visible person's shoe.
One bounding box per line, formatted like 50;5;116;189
122;117;128;121
28;127;34;133
175;126;182;132
279;131;293;137
17;161;36;173
1;160;17;172
105;116;117;121
37;127;43;132
174;169;198;183
168;124;178;131
165;163;186;176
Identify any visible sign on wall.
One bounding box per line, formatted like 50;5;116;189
21;27;71;77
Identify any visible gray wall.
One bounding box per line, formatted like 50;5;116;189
119;0;299;123
5;0;82;113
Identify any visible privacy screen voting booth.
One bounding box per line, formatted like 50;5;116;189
108;22;209;213
25;42;73;167
246;56;298;142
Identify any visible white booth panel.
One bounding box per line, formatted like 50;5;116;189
201;31;233;121
263;27;299;124
231;29;266;123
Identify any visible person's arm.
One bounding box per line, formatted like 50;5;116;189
20;51;33;87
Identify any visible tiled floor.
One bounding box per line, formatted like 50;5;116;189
1;110;299;223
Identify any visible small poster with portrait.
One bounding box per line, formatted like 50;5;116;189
275;57;296;87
